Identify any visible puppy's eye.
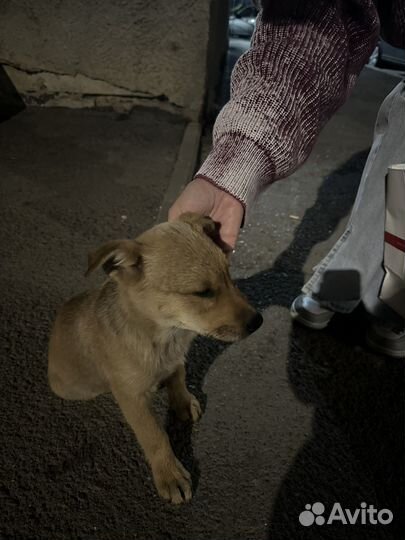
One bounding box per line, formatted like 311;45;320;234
193;288;215;298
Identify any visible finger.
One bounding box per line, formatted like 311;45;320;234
168;179;216;221
168;202;184;222
217;212;243;250
168;200;207;222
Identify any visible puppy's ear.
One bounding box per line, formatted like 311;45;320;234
178;212;217;236
85;240;142;278
179;212;228;253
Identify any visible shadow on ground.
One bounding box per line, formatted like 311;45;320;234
1;69;403;538
177;149;404;539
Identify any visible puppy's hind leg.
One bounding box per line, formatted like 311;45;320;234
165;365;202;423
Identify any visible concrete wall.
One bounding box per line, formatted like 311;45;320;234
0;0;228;119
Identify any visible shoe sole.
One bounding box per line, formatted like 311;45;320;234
290;302;332;330
366;335;405;359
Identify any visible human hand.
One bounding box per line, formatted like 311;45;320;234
168;178;244;251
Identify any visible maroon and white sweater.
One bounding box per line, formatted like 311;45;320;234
195;0;405;211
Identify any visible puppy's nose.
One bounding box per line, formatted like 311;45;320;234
246;312;263;334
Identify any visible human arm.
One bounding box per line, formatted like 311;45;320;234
170;0;380;248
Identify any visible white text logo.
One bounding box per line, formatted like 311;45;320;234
299;502;393;527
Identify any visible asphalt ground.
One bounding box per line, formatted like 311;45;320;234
0;67;404;539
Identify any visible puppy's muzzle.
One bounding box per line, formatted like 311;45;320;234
245;312;263;335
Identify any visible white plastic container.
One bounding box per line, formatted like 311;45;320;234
379;164;405;318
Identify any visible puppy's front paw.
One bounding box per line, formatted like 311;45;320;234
175;394;202;423
152;457;192;504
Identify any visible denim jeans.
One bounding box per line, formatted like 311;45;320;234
302;80;405;321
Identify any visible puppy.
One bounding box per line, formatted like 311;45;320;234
48;213;263;504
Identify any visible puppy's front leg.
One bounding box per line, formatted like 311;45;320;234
165;364;202;422
111;383;192;504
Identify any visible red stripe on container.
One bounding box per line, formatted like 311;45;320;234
385;231;405;253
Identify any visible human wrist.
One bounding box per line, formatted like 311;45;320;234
195;134;269;213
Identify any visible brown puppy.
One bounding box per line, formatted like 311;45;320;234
48;213;262;504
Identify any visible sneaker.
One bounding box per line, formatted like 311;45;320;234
366;320;405;358
290;294;335;330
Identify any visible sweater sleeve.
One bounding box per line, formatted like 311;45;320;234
195;0;380;211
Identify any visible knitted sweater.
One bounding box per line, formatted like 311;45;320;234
195;0;405;211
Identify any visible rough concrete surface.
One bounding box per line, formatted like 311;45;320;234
0;68;404;540
0;0;228;118
0;106;185;538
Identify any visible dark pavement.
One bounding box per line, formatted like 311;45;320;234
0;68;404;539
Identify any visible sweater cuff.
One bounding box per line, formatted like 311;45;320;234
194;134;271;212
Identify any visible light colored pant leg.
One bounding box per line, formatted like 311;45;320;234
303;80;405;319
